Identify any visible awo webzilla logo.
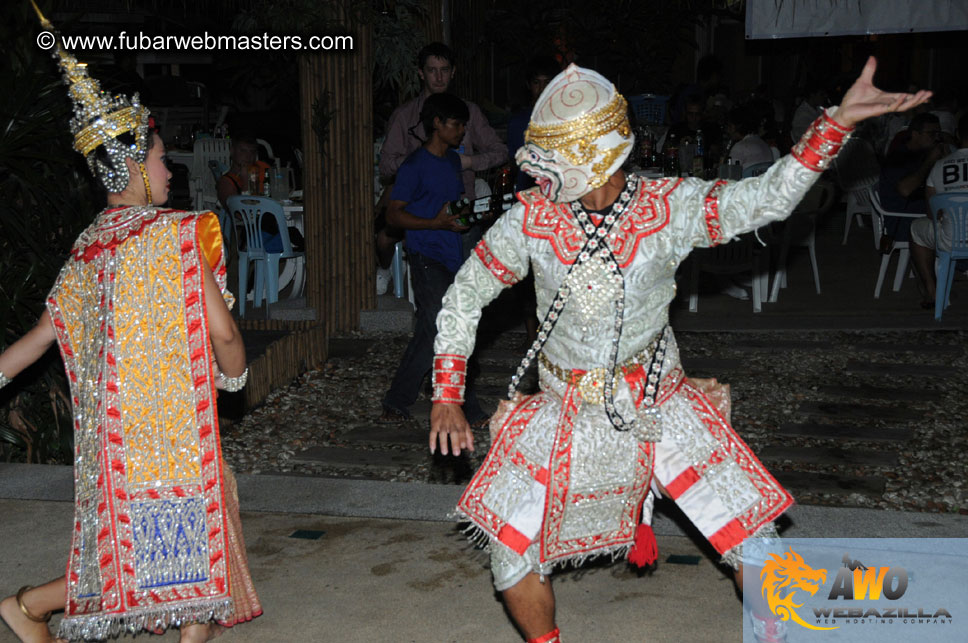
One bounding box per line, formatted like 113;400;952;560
760;547;953;631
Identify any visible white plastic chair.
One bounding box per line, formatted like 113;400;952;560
226;195;305;316
688;234;766;313
928;192;968;320
190;138;231;210
835;138;879;244
868;184;923;298
211;202;231;252
256;138;275;163
768;179;835;302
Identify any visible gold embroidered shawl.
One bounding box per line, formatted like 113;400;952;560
47;206;234;638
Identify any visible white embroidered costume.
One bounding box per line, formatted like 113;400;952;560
431;65;851;590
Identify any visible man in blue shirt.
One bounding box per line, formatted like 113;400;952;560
380;93;487;425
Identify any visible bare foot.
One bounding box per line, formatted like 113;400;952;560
0;594;56;643
180;622;225;642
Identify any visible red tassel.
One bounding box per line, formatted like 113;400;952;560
627;524;658;567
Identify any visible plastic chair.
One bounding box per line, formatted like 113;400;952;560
688;234;767;313
256;138;275;165
843;187;873;245
868;184;923;298
226;195;305;317
834;138;879;244
191;138;231;210
212;202;231;253
742;161;773;178
928;192;968;320
627;94;668;125
768;179;836;302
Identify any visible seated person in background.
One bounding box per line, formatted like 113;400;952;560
878;112;945;251
218;133;304;253
725;107;774;170
910;113;968;307
666;94;705;144
379;93;487;426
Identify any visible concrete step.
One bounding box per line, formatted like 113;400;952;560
291;446;426;469
845;360;956;378
773;470;887;496
796;401;921;421
344;424;428;446
817;384;943;402
759;445;899;467
779;422;913;441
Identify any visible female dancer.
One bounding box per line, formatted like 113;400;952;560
1;6;261;641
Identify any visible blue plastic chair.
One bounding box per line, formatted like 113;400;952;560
928;192;968;320
627;94;668;125
226;195;305;317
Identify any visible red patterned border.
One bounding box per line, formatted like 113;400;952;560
432;354;467;404
519;179;678;268
678;380;793;554
703;180;729;246
456;395;546;538
178;215;230;602
72;208;182;263
474;240;520;286
540;385;656;563
623;364;685;408
791;110;853;173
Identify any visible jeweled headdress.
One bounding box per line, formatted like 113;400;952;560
515;64;634;203
32;1;151;194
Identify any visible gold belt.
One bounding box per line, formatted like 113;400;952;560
537;338;661;405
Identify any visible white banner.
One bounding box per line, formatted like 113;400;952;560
746;0;968;39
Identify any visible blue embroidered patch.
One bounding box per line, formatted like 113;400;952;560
130;499;209;588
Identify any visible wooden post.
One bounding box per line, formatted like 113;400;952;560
299;16;374;332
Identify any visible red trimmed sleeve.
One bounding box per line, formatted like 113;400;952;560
791;109;854;172
703;180;729;246
474;239;521;285
432;354;467;404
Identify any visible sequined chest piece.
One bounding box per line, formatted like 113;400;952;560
565;252;622;331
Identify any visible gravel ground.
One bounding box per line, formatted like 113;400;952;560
221;328;968;515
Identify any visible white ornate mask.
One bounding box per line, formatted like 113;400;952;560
515;64;634;203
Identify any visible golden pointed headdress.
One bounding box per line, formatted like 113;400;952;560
32;1;151;194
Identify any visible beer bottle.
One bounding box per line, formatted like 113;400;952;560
664;131;680;178
262;168;272;197
692;129;705;177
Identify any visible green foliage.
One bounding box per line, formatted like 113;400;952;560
371;0;430;100
0;3;100;463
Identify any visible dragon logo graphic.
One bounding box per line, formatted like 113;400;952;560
761;547;837;631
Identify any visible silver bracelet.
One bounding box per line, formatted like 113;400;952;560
218;367;248;392
0;370;10;390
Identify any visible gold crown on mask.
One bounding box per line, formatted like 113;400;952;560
32;1;151;194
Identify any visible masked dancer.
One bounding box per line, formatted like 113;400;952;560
429;60;929;643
